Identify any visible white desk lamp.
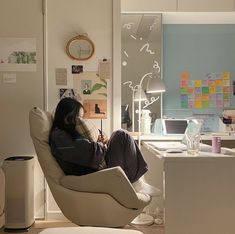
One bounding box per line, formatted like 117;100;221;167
134;69;166;147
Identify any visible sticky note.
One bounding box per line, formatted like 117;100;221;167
181;101;188;108
180;87;188;94
223;72;230;79
195;100;202;109
202;101;209;108
215;79;223;86
223;86;230;93
180;71;190;80
194;80;202;87
202;87;209;94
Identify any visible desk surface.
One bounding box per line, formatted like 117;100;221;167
131;132;235;141
143;141;235;160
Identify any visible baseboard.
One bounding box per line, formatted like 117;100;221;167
45;211;69;221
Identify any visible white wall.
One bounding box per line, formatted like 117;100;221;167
46;0;113;217
0;0;45;219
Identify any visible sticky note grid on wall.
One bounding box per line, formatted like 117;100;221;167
180;71;231;109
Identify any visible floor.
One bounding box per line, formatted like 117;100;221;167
0;220;165;234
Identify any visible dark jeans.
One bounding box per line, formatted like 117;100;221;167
105;129;148;183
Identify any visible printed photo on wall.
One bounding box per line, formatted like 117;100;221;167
59;88;81;101
72;65;83;74
74;71;107;98
83;99;107;119
81;80;92;95
98;58;111;80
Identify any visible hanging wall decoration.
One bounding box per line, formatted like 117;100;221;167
73;71;107;119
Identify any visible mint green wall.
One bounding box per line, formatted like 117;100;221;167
162;24;235;131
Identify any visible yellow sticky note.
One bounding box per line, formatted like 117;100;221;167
195;100;202;109
194;80;202;87
223;72;230;80
209;86;216;94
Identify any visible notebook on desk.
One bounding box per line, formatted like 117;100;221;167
149;141;187;151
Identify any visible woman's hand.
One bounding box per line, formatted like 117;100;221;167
97;134;108;145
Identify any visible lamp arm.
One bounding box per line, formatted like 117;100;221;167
139;72;152;88
138;72;152;147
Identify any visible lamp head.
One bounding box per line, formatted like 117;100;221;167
146;72;166;94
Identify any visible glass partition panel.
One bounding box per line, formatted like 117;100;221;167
121;13;162;133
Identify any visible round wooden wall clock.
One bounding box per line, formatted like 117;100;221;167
66;35;95;61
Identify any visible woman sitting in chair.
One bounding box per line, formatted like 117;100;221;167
49;97;160;196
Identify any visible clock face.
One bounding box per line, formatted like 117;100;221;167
66;35;94;61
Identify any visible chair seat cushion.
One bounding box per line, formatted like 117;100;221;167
60;166;151;209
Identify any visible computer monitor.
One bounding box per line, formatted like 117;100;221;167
162;119;188;135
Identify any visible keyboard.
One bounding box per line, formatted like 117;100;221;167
149;141;187;151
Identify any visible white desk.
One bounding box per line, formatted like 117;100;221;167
136;132;235;141
142;141;235;234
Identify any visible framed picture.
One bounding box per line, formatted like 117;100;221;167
72;65;83;74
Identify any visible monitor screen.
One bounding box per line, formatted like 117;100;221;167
162;119;188;135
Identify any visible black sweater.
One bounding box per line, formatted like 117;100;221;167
49;128;107;176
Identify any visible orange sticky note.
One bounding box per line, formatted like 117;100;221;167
202;94;209;101
215;79;223;86
180;71;189;80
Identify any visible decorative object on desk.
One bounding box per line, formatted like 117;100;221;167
222;109;235;133
183;119;203;156
212;136;221;154
66;34;94;61
140;109;151;134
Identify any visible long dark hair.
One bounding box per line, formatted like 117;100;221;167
51;98;84;138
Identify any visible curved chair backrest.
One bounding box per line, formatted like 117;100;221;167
29;107;151;227
29;107;64;184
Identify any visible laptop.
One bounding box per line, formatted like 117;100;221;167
162;119;188;136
